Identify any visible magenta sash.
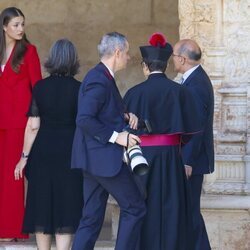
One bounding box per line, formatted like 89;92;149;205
139;134;181;147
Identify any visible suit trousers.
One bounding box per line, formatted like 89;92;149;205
72;164;146;250
189;175;211;250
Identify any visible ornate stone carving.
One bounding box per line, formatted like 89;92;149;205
194;4;214;23
224;0;250;23
179;0;250;195
223;0;250;83
223;28;249;83
178;0;195;40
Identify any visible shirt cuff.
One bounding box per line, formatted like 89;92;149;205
109;131;118;143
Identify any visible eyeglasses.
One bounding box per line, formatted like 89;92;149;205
172;54;187;61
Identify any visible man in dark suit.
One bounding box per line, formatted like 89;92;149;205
71;32;146;250
173;39;214;250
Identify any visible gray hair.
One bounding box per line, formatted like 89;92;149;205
97;32;127;58
44;39;80;76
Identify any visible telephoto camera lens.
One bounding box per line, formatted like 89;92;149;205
127;145;149;175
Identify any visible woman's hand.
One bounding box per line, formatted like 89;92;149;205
14;158;27;180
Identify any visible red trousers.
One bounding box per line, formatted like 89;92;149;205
0;129;28;238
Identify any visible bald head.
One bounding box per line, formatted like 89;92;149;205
176;39;201;62
173;39;201;73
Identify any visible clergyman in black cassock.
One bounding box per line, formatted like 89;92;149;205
123;33;202;250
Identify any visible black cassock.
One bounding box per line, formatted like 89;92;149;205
123;73;202;250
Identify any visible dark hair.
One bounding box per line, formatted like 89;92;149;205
44;39;80;76
0;7;29;72
97;32;127;58
178;43;202;61
143;59;168;73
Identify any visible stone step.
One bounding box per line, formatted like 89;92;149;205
0;240;115;250
0;220;113;250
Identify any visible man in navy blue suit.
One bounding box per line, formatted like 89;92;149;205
71;32;146;250
173;39;214;250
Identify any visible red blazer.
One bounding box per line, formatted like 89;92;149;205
0;44;42;129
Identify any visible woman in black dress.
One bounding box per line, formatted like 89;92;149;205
14;39;83;250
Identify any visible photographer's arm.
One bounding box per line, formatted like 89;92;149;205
115;131;141;148
76;83;114;144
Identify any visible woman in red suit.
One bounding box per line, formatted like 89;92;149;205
0;7;42;240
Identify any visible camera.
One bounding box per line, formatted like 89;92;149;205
126;144;149;176
123;118;151;176
138;119;152;134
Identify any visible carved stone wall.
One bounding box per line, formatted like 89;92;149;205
179;0;250;195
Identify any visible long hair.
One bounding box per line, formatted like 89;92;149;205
0;7;30;72
44;39;80;77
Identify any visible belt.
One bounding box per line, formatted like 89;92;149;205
139;134;181;147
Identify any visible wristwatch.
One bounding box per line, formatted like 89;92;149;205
21;152;29;159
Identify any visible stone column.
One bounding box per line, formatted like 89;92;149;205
179;0;250;195
179;1;250;248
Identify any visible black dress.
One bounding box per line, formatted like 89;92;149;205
23;75;83;234
124;73;202;250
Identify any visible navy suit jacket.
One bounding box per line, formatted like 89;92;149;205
182;65;214;175
71;62;126;177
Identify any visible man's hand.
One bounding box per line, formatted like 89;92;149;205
185;165;192;179
115;131;141;147
124;112;138;130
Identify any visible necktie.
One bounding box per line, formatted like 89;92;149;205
180;77;184;84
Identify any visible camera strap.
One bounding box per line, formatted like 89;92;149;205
126;132;131;165
126;132;130;149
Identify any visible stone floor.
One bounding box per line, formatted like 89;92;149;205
0;223;115;250
0;241;115;250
